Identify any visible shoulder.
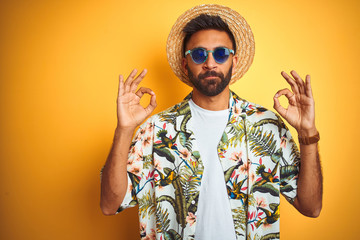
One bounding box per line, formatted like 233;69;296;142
232;92;280;121
231;92;288;133
139;100;189;128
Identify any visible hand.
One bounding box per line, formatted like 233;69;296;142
117;69;157;130
273;70;317;136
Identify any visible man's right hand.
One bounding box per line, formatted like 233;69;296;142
117;69;157;130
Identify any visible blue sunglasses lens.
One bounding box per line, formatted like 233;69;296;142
191;48;207;64
190;48;231;64
213;48;230;63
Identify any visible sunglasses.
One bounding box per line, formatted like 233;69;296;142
185;47;234;64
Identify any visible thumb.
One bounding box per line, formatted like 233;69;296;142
144;93;157;116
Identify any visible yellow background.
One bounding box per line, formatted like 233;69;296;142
1;0;359;239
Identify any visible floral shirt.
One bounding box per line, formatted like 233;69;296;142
117;91;300;240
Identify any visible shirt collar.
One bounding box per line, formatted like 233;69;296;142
180;90;245;123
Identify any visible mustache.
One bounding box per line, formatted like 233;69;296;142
198;71;224;80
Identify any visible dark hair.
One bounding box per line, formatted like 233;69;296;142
182;14;236;56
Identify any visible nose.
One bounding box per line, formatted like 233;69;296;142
203;52;217;70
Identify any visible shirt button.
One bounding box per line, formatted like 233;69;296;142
191;200;195;204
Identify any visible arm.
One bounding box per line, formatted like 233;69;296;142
100;69;157;215
273;70;322;217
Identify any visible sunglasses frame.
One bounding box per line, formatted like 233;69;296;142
185;47;234;64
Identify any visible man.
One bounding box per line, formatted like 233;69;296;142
100;4;322;240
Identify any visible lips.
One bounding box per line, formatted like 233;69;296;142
198;71;223;80
203;77;219;83
204;76;218;79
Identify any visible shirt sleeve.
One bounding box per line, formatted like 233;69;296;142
101;118;155;214
278;118;300;204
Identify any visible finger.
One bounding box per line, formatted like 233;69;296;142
274;88;297;107
290;70;305;95
124;69;138;93
281;71;300;95
274;88;296;100
118;74;125;97
305;74;313;98
130;69;147;93
135;87;155;99
273;95;287;118
145;93;157;116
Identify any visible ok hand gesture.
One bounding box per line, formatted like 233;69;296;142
117;69;157;130
273;70;317;136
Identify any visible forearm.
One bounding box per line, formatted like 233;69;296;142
100;127;135;215
293;129;323;217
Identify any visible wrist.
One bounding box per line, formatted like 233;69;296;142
114;126;136;139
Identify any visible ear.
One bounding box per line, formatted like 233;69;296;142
182;57;188;75
232;55;238;72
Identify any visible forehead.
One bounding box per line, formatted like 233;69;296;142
185;29;233;50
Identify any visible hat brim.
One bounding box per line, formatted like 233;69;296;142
166;4;255;87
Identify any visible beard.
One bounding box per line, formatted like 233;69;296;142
187;65;232;97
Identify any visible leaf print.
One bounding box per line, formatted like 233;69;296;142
138;190;156;219
179;161;202;200
228;122;246;147
155;205;170;233
280;183;295;194
252;183;279;197
280;165;298;180
232;207;246;234
253;118;285;137
289;137;301;164
248;126;277;157
224;162;242;183
157;177;188;233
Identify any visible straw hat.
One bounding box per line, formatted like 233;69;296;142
167;4;255;86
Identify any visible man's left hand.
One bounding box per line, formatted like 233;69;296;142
273;70;317;137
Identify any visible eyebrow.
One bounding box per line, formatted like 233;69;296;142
191;45;231;50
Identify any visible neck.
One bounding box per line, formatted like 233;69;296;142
191;88;230;111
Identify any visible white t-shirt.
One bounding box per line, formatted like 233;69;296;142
189;99;236;240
